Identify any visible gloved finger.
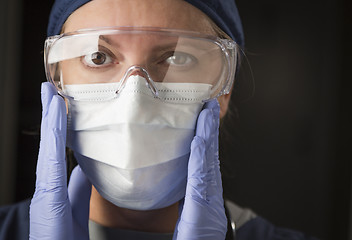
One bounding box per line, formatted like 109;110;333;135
193;99;222;198
206;100;223;191
195;108;214;148
203;98;219;112
196;100;219;164
192;106;214;177
204;99;220;145
30;84;72;240
187;104;217;201
35;82;64;190
194;105;217;180
44;95;68;202
68;165;92;236
187;136;208;200
41;82;58;116
202;99;220;150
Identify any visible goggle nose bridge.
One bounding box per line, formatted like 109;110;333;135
116;65;160;98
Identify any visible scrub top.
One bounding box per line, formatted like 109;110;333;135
0;199;320;240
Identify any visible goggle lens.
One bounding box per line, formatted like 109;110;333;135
44;27;238;102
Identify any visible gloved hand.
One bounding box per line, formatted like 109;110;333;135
29;82;92;240
174;99;227;240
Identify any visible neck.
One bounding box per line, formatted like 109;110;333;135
89;186;179;233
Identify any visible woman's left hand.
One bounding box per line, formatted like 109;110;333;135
174;99;228;240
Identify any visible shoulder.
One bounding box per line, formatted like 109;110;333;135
225;200;320;240
0;199;30;240
236;216;320;240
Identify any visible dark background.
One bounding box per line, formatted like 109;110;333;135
0;0;351;240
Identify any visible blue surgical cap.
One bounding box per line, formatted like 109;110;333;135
47;0;244;47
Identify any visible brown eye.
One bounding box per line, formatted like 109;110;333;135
91;52;107;65
82;50;114;68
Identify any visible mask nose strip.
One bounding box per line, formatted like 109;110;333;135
117;66;159;98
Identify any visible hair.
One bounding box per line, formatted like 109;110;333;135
209;20;232;40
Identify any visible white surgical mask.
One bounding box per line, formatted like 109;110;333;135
65;75;211;210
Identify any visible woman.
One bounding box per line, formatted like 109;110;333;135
0;0;319;239
31;0;242;239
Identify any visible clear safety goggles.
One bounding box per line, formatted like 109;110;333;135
44;27;239;102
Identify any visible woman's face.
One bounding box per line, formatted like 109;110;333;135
63;0;231;117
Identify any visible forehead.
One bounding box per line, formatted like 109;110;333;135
64;0;215;35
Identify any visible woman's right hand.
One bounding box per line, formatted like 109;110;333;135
29;82;91;240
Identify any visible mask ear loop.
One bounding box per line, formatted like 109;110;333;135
116;65;160;99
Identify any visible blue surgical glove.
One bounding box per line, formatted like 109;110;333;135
29;82;92;240
174;99;227;239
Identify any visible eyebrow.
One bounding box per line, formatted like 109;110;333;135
99;35;118;46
